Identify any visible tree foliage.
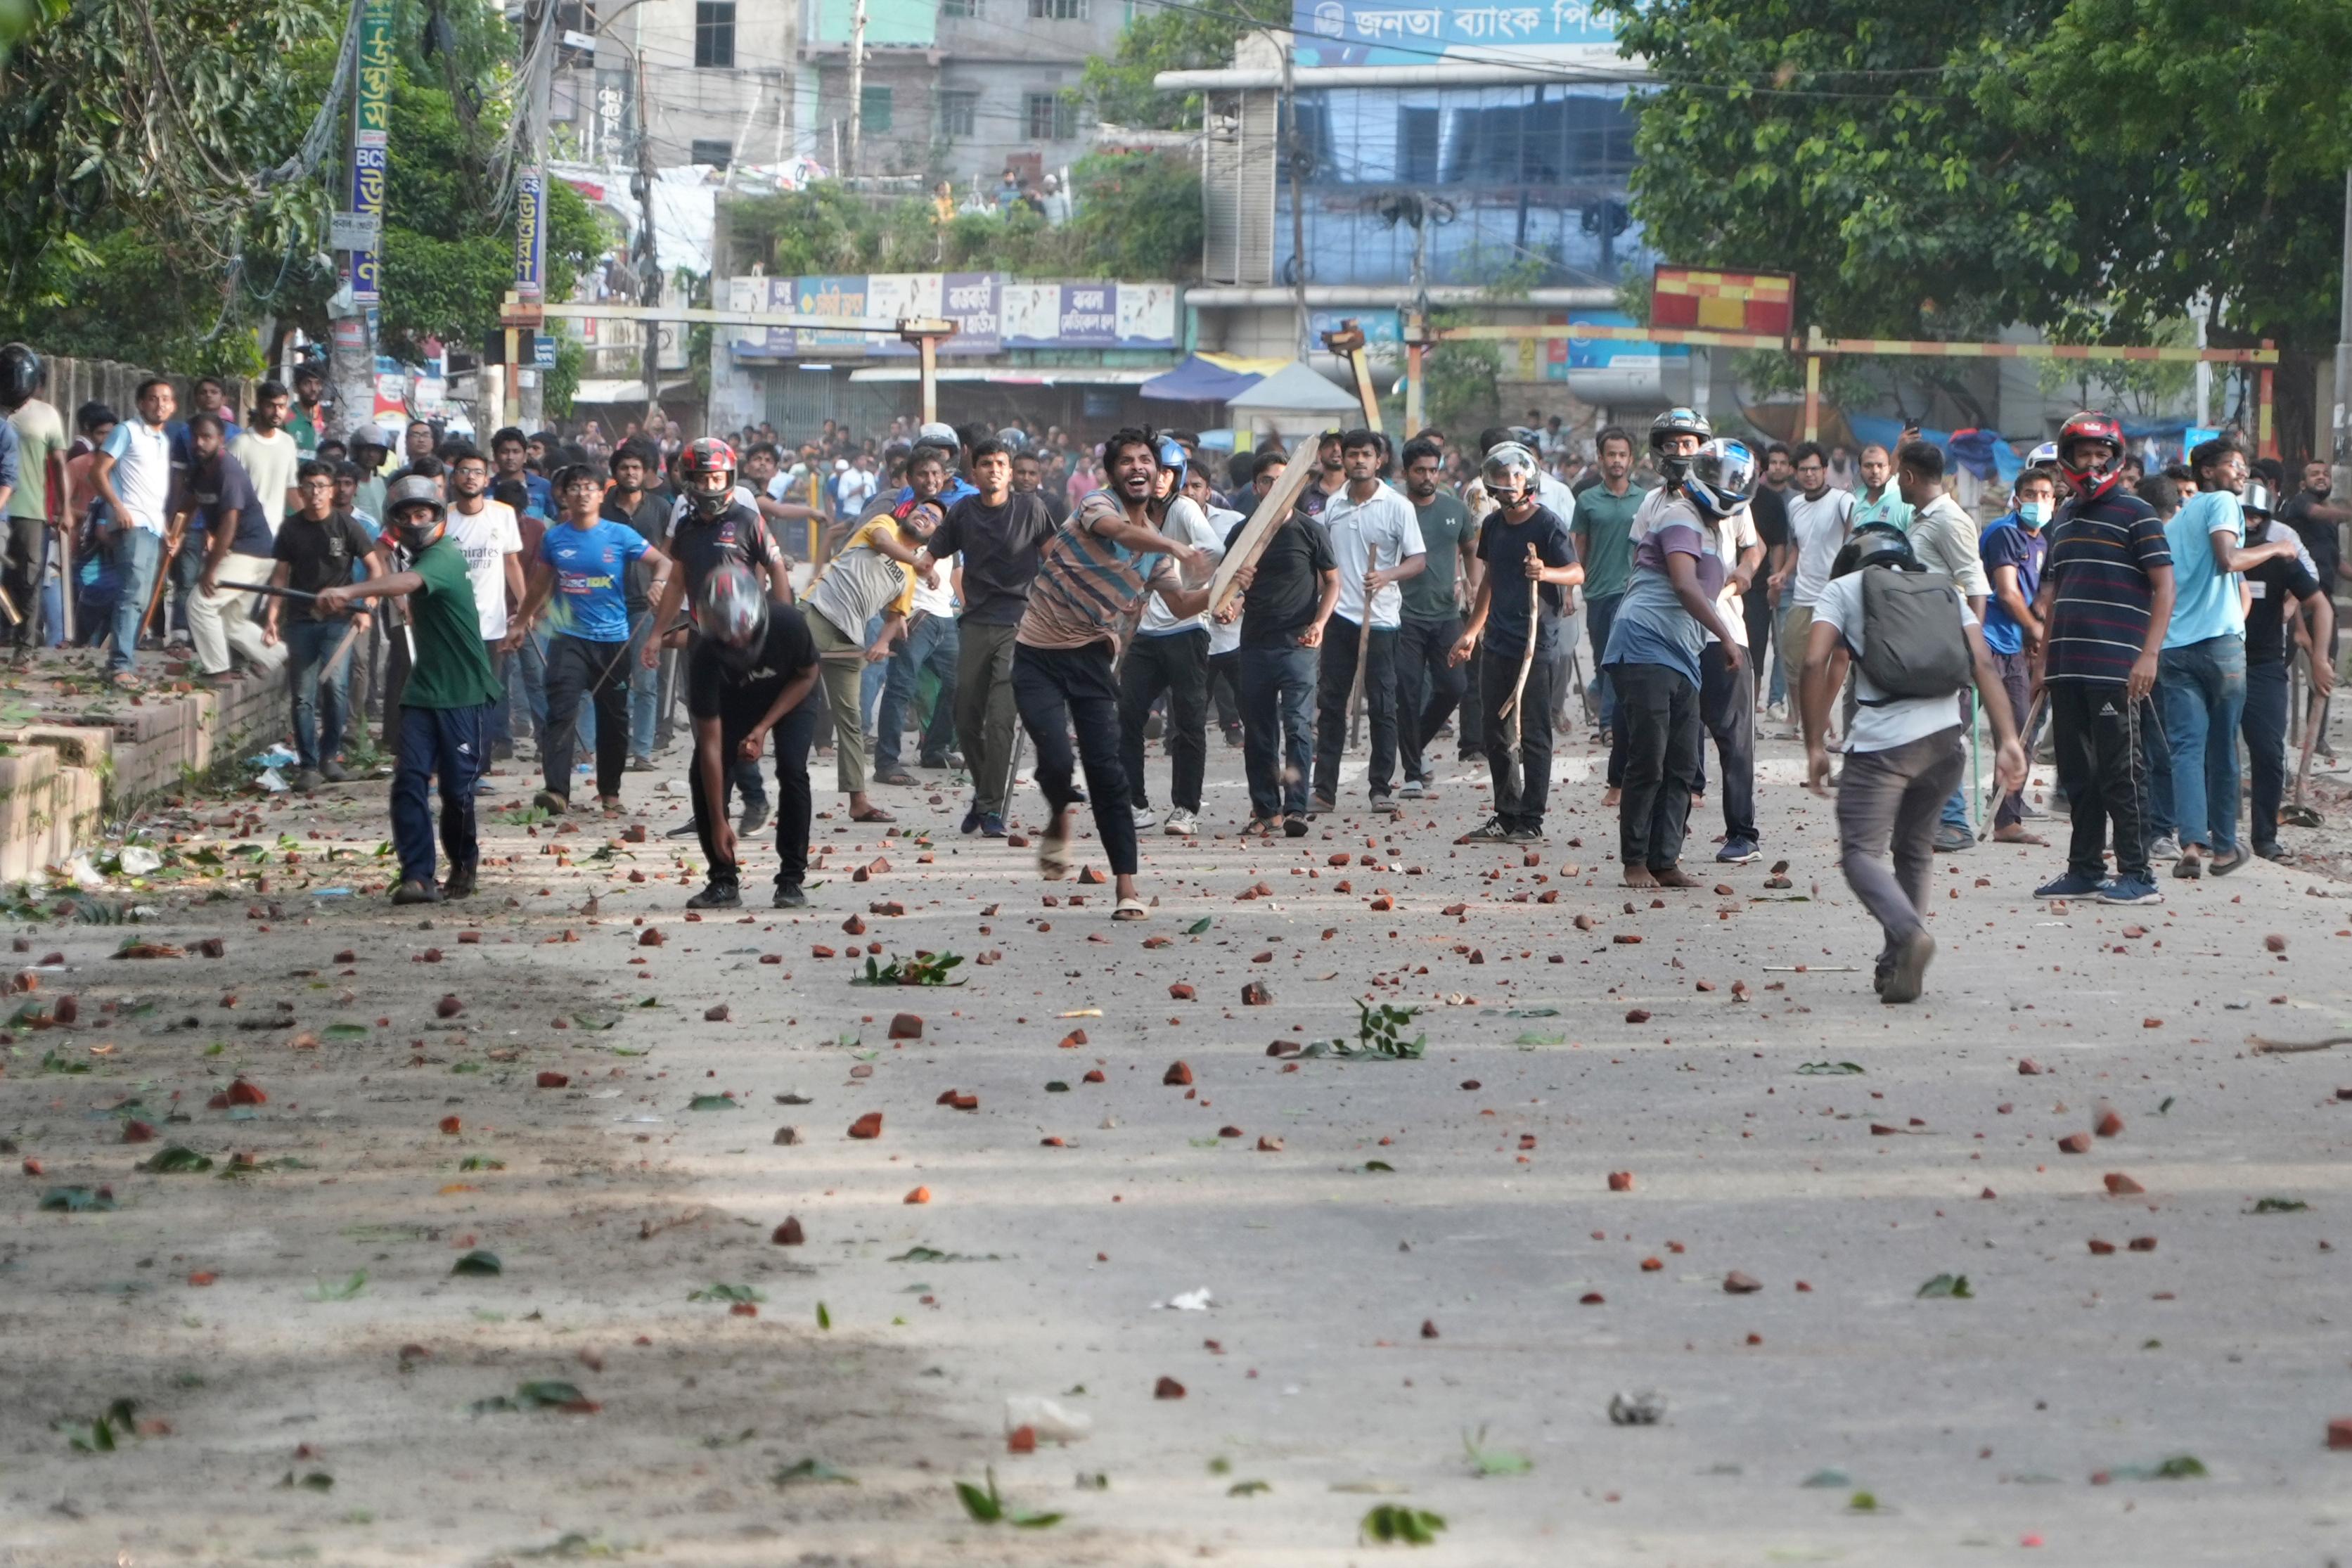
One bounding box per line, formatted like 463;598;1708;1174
1609;0;2352;450
1080;0;1283;131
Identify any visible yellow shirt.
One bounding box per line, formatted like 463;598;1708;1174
804;515;915;639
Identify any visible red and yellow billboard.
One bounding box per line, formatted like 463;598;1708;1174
1652;267;1797;337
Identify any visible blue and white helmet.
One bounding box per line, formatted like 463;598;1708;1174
1681;438;1759;520
2028;441;2060;466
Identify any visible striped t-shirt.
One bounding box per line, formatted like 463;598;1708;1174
2042;489;2173;685
1016;491;1182;653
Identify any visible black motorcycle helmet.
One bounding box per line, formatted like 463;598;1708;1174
0;343;41;409
1828;522;1918;581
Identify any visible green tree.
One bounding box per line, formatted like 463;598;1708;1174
1080;0;1283;131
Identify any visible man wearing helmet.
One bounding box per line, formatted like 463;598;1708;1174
1799;525;2024;1003
2024;412;2176;905
1597;439;1748;882
316;477;503;904
682;563;823;910
1447;441;1582;844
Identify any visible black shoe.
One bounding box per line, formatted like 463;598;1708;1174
686;880;742;909
773;882;809;908
1455;816;1512;844
1504;824;1545;843
319;759;352;783
665;821;699;839
739;799;771;836
442;862;477;900
391;879;442;906
1283;814;1310;837
960;802;984;835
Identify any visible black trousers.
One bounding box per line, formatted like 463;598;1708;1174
1479;640;1556;828
1611;660;1701;871
1698;641;1758;843
693;686;821;890
1313;616;1400;799
1396;614;1466;785
1207;648;1243;735
2049;679;2153;882
4;515;44;648
1119;628;1209;813
2242;657;2289;852
543;634;631;802
1013;640;1138;877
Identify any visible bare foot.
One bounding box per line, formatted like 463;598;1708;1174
1654;866;1701;889
1602;787;1622;807
1623;866;1659;889
1993;826;2048;845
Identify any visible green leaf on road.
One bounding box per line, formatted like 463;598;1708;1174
1360;1504;1446;1545
39;1185;115;1212
687;1283;764;1304
141;1146;213;1174
1797;1061;1865;1075
450;1249;502;1276
306;1271;368;1302
1915;1273;1973;1299
773;1458;856;1485
2251;1196;2309;1213
1185;917;1212;934
686;1094;739;1111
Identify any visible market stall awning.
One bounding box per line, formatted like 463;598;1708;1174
1139;352;1282;401
844;366;1166;385
1221;360;1365;415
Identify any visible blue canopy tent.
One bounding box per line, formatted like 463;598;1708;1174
1140;354;1267;403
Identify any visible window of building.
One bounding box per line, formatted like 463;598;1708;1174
939;90;979;138
690;138;733;168
1396;106;1439;184
1027;0;1086;18
1440;91;1637;186
861;84;894;134
1025;91;1076;141
941;0;984;15
693;1;735;68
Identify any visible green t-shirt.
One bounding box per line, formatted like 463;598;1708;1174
399;539;501;710
8;399;67;523
1401;491;1472;623
1571;482;1643;600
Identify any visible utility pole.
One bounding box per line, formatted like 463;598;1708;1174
844;0;867;179
2332;166;2352;491
1280;27;1307;361
331;0;396;441
635;46;662;425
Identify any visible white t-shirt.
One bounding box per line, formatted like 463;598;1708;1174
1785;487;1856;608
1204;505;1245;655
229;428;301;533
836;468;877;515
100;418;174;534
1809;568;1978;754
1138;494;1223;636
444;499;524;641
1708;505;1761;647
1321;484;1429;629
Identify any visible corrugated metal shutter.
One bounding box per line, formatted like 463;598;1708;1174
1201;89;1275;286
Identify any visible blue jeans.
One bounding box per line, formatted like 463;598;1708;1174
876;612;960;769
2157;634;2247;852
628;626;660;760
1239;643;1316;819
285;617;355;769
515;625;550;740
392;702;489;887
1583;593;1621;733
108;527;162;671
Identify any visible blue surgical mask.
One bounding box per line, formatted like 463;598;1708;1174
2018;499;2052;529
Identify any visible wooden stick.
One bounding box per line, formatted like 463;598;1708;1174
1347;542;1375;749
1207;458;1318;619
1499;544;1541;729
2249;1034;2349;1055
136;523;185;643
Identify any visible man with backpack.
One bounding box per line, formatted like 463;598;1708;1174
1801;526;2025;1003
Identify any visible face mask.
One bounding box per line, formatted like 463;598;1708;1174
2018;499;2052;529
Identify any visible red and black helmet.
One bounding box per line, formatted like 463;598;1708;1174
2055;411;2126;503
679;437;738;516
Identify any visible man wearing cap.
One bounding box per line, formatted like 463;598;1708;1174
316;477;501;904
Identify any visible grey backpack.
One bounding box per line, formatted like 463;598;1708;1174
1853;566;1969;704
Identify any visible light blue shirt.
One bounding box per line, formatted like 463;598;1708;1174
2162;489;2244;648
1852;487;1914;534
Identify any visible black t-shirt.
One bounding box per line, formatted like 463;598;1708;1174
2244;522;2322;666
687;603;820;731
1227;512;1335;648
1748;482;1791;551
666;501;782;619
603;489;670;612
1018;483;1070;526
2280;489;2341;593
1474;503;1578;660
930;491;1058;625
271;509;377;619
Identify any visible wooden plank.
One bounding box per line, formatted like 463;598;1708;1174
1207;455;1320;618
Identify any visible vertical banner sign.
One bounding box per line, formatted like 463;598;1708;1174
514;168;547;304
347;0;394;305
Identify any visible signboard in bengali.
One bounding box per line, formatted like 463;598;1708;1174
792;274;877;354
1651;266;1796;336
1539;309;1684;402
347;146;387;304
1001;283;1176;349
1293;0;1619;67
870;272;998;356
513;168;548;304
1310;307;1402;366
345;0;394;304
731;276;1174;359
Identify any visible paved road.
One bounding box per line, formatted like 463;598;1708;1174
4;726;2348;1566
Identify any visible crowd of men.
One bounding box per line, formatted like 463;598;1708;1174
4;338;2342;1000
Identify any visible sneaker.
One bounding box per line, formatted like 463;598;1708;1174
1715;837;1760;864
666;821;700;840
1455;816;1512;844
773;882;809;908
391;879;442;906
1396;779;1425;801
319;760;351;783
739;799;771;837
2147;833;2180;863
960;802;984;835
1932;824;1975;853
1162;807;1199;836
532;789;568;815
2097;875;2165;906
1504;823;1545;843
1309;793;1336;816
293;767;323;794
442;862;477;900
1369;792;1401;815
1879;929;1936;1005
2033;870;2105;899
980;812;1007;837
686;880;742;910
626;754;655;773
1221;725;1243;749
1283;813;1310;837
1129;804;1159;831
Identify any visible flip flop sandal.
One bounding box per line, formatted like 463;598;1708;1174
849;806;895;823
1038;832;1072;880
1111;897;1148;921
